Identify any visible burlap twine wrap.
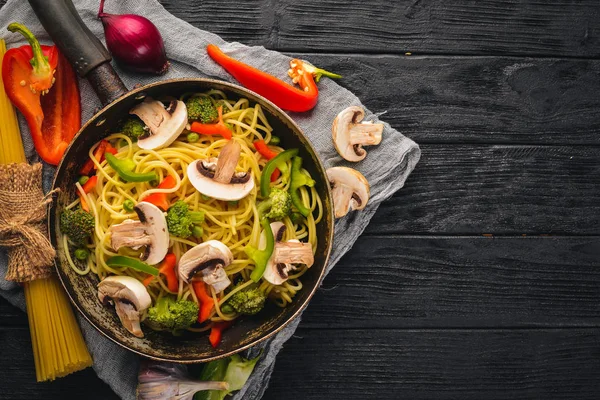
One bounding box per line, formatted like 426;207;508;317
0;163;56;282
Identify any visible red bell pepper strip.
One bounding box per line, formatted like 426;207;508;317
192;281;215;323
207;44;341;112
105;143;118;157
254;140;281;182
143;253;178;292
209;321;233;348
189;106;232;140
96;142;118;169
80;140;110;175
78;175;98;212
141;175;176;211
2;23;80;165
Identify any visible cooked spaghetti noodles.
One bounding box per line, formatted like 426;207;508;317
62;91;322;342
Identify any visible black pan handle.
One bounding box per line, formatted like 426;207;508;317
27;0;128;105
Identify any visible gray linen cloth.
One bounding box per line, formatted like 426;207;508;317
0;0;420;398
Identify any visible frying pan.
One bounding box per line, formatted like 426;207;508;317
28;0;334;362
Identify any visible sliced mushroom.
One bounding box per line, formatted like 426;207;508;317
187;140;255;201
130;98;188;150
332;106;383;162
327;167;370;218
260;222;314;285
109;202;169;265
178;240;233;293
98;276;151;338
273;241;314;265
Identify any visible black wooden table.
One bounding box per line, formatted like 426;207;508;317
2;1;600;399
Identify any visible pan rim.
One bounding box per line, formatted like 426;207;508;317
49;77;334;363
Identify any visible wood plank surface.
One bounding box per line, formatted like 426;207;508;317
301;236;600;328
301;54;600;145
3;0;600;58
158;0;600;58
0;298;25;326
366;145;600;235
264;328;600;400
1;328;117;400
2;326;599;400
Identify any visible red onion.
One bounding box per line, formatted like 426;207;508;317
98;0;170;75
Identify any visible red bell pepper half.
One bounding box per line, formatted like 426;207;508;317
2;23;80;165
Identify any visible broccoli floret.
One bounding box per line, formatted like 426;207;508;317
227;285;266;315
257;187;291;221
120;117;146;140
60;208;95;245
186;97;218;123
166;200;205;238
146;296;199;334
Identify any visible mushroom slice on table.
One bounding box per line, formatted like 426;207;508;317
327;167;370;218
130;98;188;150
260;222;314;285
98;276;151;338
109;201;169;265
178;240;233;293
332;106;384;162
187;140;255;201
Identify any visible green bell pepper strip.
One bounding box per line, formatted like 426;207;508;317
260;148;298;197
246;218;275;282
289;156;315;217
106;255;159;276
105;153;158;183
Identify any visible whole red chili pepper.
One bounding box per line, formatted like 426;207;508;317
2;23;80;165
207;44;341;112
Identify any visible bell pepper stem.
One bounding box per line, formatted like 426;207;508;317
314;68;342;83
7;23;53;81
301;62;342;83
